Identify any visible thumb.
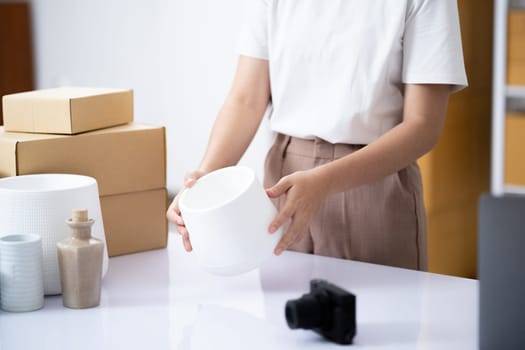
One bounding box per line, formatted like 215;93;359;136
184;170;206;188
266;176;292;198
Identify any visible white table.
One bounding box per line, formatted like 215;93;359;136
0;233;478;349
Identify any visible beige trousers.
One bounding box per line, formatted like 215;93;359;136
263;134;427;271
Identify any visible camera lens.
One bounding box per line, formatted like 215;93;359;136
285;295;322;329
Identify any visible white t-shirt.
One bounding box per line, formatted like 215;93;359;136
237;0;468;144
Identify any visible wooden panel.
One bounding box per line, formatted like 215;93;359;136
505;113;525;185
426;200;479;278
508;10;525;85
0;3;35;125
418;0;492;278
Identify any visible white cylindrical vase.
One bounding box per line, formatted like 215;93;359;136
179;166;283;276
0;174;109;295
0;234;44;312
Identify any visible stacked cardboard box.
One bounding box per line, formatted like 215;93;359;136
508;10;525;85
505;113;525;186
1;88;168;256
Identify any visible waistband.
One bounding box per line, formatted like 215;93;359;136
275;134;366;160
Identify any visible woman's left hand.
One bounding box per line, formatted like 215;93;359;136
266;168;331;255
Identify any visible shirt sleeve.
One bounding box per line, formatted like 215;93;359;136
402;0;468;92
237;0;269;60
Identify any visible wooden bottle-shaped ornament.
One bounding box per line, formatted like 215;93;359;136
57;208;104;308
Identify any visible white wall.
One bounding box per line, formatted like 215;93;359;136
30;0;273;194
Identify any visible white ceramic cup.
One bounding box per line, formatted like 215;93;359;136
0;174;109;295
0;234;44;312
179;166;283;275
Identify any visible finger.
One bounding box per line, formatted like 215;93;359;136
269;202;295;233
175;224;187;236
183;238;193;252
166;206;180;223
182;235;193;252
175;222;187;232
178;226;193;251
166;196;181;221
174;216;185;226
274;219;305;255
185;177;198;188
184;170;205;188
266;176;292;198
167;205;184;225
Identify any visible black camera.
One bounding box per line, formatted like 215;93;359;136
285;279;356;345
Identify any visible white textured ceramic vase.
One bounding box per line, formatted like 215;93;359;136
179;166;283;276
0;234;44;312
0;174;109;295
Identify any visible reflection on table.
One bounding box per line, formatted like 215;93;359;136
0;232;478;350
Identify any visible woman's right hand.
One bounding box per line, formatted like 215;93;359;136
166;170;207;252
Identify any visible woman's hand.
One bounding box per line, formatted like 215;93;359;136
266;168;331;255
166;170;207;252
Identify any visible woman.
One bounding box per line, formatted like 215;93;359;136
167;0;467;270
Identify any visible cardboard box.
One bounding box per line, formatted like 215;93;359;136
2;87;133;134
505;114;525;185
508;10;525;85
0;123;165;196
100;188;168;257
